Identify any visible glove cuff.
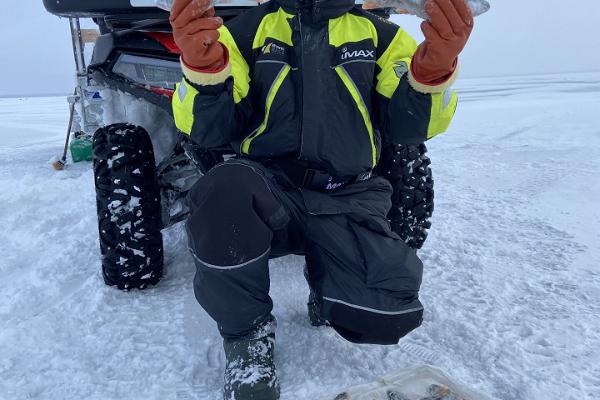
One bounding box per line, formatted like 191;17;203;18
409;58;459;94
181;44;231;86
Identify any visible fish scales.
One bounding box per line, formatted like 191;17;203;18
363;0;491;19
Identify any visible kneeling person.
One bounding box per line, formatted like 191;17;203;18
170;0;473;398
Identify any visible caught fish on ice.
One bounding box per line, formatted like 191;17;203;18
362;0;491;19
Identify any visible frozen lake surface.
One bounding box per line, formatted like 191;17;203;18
1;72;599;400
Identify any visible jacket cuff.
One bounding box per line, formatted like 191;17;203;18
408;63;460;94
181;46;231;86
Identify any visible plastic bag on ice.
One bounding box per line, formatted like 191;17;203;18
321;365;494;400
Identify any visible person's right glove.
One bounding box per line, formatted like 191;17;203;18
410;0;474;91
170;0;227;72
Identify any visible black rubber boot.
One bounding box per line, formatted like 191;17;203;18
223;333;280;400
304;265;329;327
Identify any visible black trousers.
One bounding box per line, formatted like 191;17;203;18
186;159;424;345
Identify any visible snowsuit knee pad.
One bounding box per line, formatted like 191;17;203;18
186;162;289;267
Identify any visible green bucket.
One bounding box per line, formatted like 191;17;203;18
70;135;93;163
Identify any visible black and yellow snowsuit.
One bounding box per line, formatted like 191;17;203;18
174;0;458;344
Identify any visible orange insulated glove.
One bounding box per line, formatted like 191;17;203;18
170;0;226;71
411;0;473;86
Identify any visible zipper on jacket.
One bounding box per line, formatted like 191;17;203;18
296;9;306;161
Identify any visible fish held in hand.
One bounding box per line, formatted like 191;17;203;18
363;0;491;19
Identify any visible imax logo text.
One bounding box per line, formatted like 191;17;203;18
341;49;375;60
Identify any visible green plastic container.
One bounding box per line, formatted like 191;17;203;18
70;135;93;163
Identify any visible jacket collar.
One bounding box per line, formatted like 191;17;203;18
275;0;356;23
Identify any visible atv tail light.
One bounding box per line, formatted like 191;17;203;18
112;54;182;90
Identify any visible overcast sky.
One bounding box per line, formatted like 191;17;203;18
1;0;599;97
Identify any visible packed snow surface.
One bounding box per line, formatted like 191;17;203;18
1;72;600;400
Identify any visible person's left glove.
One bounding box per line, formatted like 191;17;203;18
410;0;473;89
170;0;227;71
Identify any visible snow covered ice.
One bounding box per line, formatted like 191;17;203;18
1;72;600;400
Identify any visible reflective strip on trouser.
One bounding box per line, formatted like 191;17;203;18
186;162;289;339
323;297;424;345
192;250;274;340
